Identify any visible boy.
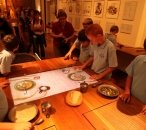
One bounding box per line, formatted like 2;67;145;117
77;24;118;80
77;29;91;63
0;35;19;76
119;39;146;115
105;25;122;48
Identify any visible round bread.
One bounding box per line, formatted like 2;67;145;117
65;90;83;106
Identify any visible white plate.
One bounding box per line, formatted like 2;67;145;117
14;80;36;91
8;103;38;122
68;73;86;81
97;84;119;97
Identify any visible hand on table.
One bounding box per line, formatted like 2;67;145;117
119;90;131;103
74;65;84;70
89;74;103;81
64;52;71;60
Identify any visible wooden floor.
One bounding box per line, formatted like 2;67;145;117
44;34;55;59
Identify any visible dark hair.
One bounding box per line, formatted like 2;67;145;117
83;18;93;25
34;10;40;16
28;9;34;17
144;39;146;50
56;9;67;19
110;25;119;33
85;24;103;36
2;35;19;51
78;29;90;42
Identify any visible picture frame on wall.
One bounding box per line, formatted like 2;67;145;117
62;0;70;3
82;1;92;16
106;0;120;19
68;3;74;14
93;0;105;18
120;23;133;34
75;2;82;15
122;1;137;21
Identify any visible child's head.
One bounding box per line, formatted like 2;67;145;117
78;29;90;48
144;38;146;50
82;18;93;29
110;25;119;35
2;35;19;52
85;24;103;45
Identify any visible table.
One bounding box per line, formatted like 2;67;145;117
1;57;146;130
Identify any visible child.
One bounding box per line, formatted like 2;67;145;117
77;24;118;80
0;35;19;76
119;39;146;115
77;29;91;63
105;25;122;48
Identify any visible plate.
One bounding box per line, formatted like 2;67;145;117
97;84;119;97
68;72;86;81
15;80;36;91
8;103;38;122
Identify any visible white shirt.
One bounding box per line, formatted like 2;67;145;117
0;50;15;74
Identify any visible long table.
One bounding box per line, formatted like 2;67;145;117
1;57;146;130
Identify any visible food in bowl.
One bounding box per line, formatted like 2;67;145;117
98;84;119;97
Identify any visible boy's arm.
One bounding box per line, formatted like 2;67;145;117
119;75;133;103
64;39;79;59
90;67;116;80
77;56;93;70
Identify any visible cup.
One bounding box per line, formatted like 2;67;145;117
80;81;88;93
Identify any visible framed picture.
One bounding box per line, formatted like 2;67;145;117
93;0;105;17
75;2;82;15
122;1;137;21
120;23;133;34
82;1;92;16
68;3;74;14
106;0;120;19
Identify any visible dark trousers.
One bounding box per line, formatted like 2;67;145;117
53;38;71;57
33;34;46;58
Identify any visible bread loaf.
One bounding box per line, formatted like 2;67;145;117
65;90;83;106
